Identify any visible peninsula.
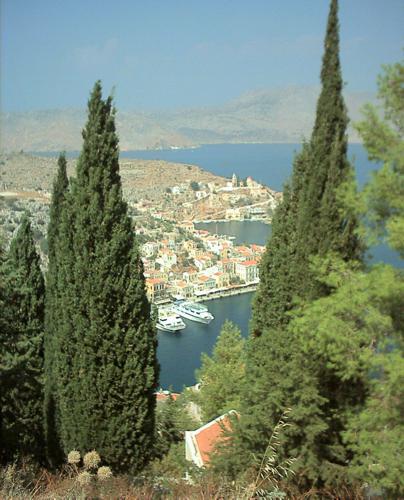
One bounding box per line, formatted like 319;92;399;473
0;152;280;302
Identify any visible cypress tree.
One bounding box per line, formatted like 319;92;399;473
44;153;68;465
55;82;158;473
293;0;363;297
251;143;310;336
0;216;45;463
236;0;364;488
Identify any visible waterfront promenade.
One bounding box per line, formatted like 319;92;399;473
155;283;258;306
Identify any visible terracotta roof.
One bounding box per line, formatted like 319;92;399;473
251;244;265;251
198;275;212;282
155;391;180;402
146;278;165;284
193;412;236;465
239;260;257;266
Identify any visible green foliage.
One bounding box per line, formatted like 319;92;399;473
293;0;363;298
241;56;404;492
335;65;404;496
344;349;404;497
355;61;404;257
190;180;200;191
44;153;68;466
251;144;310;336
53;82;158;473
0;216;45;463
155;397;183;458
195;321;245;421
238;0;365;490
283;260;397;484
155;395;199;458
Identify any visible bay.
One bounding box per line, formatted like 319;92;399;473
194;220;271;246
120;143;376;191
150;143;401;391
158;293;253;392
37;144;401;389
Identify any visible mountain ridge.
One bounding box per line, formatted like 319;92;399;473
0;86;374;152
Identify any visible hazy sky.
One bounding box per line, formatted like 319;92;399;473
1;0;403;112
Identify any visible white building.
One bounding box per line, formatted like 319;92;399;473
235;259;259;283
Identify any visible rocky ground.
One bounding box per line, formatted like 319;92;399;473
0;152;280;265
0;152;226;201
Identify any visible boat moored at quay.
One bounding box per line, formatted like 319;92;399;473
173;300;214;324
156;308;186;332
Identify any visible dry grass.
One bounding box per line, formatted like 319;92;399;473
0;462;366;500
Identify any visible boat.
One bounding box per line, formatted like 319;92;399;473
156;309;186;332
173;300;214;324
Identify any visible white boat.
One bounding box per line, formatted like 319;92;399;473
156;310;186;332
173;300;214;324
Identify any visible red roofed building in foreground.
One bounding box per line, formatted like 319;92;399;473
155;390;180;403
185;411;237;467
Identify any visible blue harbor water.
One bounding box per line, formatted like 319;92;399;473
145;144;401;390
194;220;271;246
37;144;401;389
159;220;272;391
120;143;375;191
158;293;253;391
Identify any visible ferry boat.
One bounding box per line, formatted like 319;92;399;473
173;300;214;324
156;310;186;332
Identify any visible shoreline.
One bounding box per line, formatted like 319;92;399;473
195;285;257;302
194;218;271;225
155;283;257;306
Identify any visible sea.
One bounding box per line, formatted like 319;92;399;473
38;144;401;391
121;143;402;391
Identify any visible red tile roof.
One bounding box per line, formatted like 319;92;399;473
155;391;179;402
239;260;257;266
193;412;236;465
146;278;165;285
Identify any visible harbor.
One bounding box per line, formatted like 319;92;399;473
157;291;254;392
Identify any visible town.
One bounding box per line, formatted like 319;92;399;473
138;216;265;304
0;154;279;302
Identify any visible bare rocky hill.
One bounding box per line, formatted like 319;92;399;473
0;86;374;152
0;152;227;203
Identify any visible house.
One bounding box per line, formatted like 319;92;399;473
195;190;207;200
234;245;253;260
156;248;177;270
194;253;214;271
195;275;216;295
213;271;230;289
185;411;237;467
235;260;259;283
141;241;159;258
251;244;265;258
183;268;199;283
169;279;195;299
145;278;166;302
155;389;180;404
219;258;237;276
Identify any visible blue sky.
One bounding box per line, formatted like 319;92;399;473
1;0;403;112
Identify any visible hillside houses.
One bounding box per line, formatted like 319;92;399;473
140;220;265;303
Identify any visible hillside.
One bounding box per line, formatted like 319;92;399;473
0;152;227;202
0;86;374;152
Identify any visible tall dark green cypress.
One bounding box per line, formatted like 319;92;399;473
44;153;68;465
237;0;364;488
293;0;363;298
250;143;310;336
0;216;45;463
55;82;158;473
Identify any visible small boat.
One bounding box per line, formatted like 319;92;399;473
156;309;186;332
173;300;214;324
